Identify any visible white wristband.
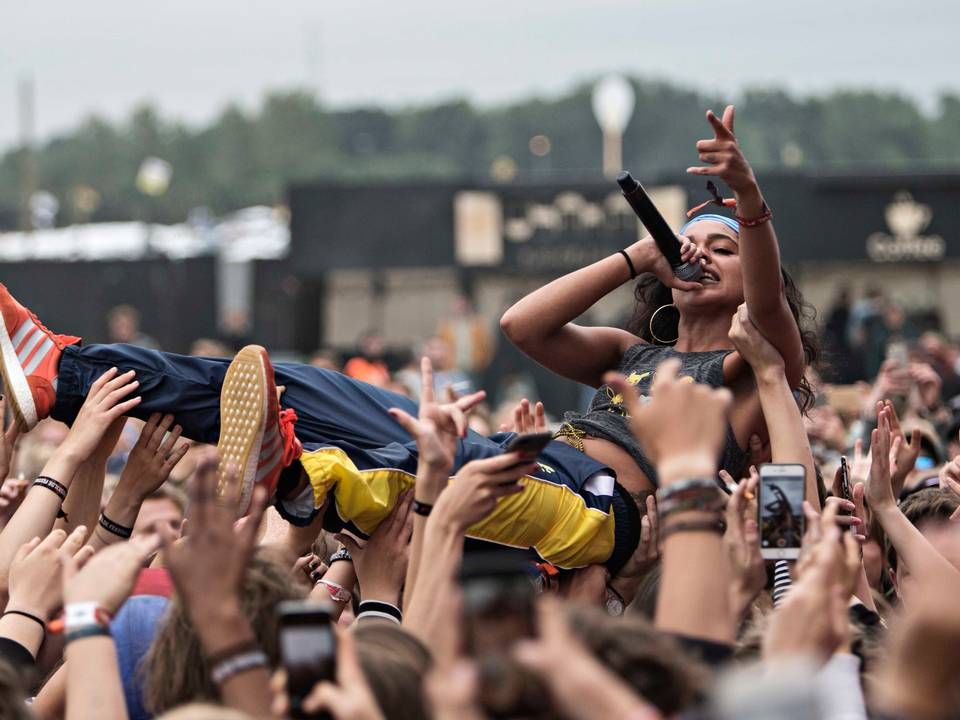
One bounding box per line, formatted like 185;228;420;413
64;602;108;631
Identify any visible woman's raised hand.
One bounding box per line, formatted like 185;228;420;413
687;105;758;197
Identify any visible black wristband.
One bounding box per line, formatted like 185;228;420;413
2;610;46;633
619;250;638;279
357;600;402;623
64;625;111;644
33;476;68;519
99;512;133;539
412;500;433;517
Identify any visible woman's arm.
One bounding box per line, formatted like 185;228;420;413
688;106;804;386
728;305;819;508
500;238;701;387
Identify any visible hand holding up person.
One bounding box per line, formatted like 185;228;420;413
58;368;141;464
728;303;785;381
336;491;413;606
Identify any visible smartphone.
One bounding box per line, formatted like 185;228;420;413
503;431;553;459
837;457;852;502
277;601;336;720
758;464;806;560
886;339;909;367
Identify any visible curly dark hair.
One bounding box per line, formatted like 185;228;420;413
625;267;820;412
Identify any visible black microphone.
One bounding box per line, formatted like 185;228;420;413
616;171;702;282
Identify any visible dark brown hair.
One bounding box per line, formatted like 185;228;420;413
353;622;432;720
626;267;820;412
568;606;709;716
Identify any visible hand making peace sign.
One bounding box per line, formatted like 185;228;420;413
687;105;759;197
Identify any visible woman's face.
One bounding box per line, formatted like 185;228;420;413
671;220;744;313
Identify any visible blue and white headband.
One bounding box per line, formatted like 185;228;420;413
680;213;740;236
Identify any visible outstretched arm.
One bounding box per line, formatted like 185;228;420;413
500;238;702;388
728;305;819;508
688;106;804;386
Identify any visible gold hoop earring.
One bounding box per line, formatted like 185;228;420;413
649;303;679;345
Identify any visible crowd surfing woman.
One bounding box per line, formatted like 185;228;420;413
0;106;814;579
501;104;818;503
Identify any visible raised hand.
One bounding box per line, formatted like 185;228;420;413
866;406;897;511
389;357;486;480
0;477;28;525
273;627;385;720
61;532;159;612
724;468;765;620
7;526;90;622
0;396;21;482
159;449;268;626
336;491;413;604
606;358;731;485
60;368;141;462
881;400;921;497
432;453;535;533
114;413;189;503
687;105;758;196
728;304;786;379
764;501;857;665
499;398;546;434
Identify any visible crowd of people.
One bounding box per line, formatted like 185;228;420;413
0;105;958;720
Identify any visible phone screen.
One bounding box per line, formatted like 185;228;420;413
758;464;805;559
277;602;336;718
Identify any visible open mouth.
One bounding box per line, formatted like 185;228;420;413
701;270;720;285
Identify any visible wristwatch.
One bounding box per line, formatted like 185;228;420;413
604;585;625;617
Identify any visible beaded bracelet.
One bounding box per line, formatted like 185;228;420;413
210;650;269;685
735;202;773;228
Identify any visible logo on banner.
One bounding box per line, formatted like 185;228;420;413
866;192;944;262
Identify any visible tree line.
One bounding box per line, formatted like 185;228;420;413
1;77;957;228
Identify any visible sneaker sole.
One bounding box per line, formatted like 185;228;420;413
0;316;37;430
217;345;268;513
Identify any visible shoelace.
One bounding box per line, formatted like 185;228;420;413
278;408;302;465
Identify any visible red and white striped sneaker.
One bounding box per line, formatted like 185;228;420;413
217;345;302;513
0;284;80;431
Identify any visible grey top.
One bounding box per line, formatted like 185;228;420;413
564;344;750;487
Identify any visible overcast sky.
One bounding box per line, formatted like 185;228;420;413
0;0;954;150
